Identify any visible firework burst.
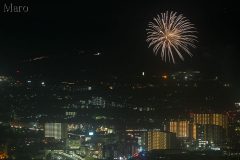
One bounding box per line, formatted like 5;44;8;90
146;11;197;63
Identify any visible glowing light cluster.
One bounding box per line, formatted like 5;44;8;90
146;11;197;63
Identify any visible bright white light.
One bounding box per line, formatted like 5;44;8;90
89;132;94;136
211;147;221;151
235;102;240;107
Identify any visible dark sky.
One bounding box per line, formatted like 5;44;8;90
0;1;238;81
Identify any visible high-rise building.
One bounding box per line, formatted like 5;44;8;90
44;123;67;140
125;129;148;152
195;124;224;147
168;113;229;148
169;120;195;149
146;131;176;150
191;113;228;129
190;113;228;147
169;120;190;138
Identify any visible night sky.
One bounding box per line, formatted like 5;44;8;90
0;1;238;82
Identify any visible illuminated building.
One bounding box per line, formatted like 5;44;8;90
192;124;197;140
195;124;224;147
65;111;77;118
125;134;139;157
191;113;228;129
96;126;114;135
125;129;148;153
66;138;81;149
169;120;190;138
0;151;8;159
235;102;240;113
169;114;228;148
89;96;106;108
125;129;176;151
44;123;67;140
169;120;196;149
67;123;80;131
190;113;228;147
146;131;176;150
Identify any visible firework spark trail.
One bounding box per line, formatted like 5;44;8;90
146;11;197;63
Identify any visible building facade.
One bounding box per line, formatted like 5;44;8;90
44;123;67;140
146;131;176;150
191;113;228;129
169;120;190;138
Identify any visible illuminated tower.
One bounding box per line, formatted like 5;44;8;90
44;123;67;140
191;113;228;129
169;120;190;138
190;113;228;147
146;130;176;150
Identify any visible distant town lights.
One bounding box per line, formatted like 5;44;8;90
235;102;240;107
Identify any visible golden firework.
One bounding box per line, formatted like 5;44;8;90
146;11;197;63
